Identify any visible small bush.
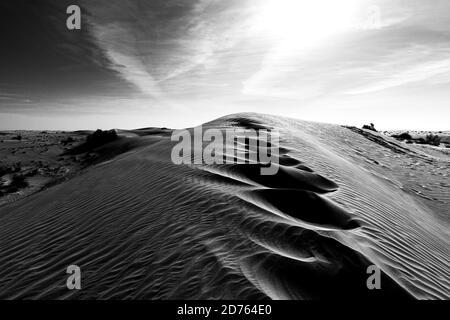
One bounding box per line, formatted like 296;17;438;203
415;138;426;144
362;123;377;132
12;174;27;187
61;136;75;145
0;166;9;176
393;132;412;140
6;174;28;192
65;129;119;156
86;129;118;147
425;134;441;146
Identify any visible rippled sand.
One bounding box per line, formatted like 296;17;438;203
0;113;448;299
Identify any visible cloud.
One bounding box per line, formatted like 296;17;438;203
346;58;450;95
2;0;450;129
241;0;450;101
92;23;164;98
82;0;251;99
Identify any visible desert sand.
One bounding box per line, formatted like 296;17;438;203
0;113;448;299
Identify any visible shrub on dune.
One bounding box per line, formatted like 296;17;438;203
392;132;412;141
64;129;118;156
86;129;117;146
84;129;118;148
61;137;75;145
424;134;441;146
2;174;29;193
362;123;377;132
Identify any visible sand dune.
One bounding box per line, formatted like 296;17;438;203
0;113;448;299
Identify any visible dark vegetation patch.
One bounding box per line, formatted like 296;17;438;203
362;123;377;132
0;169;29;196
424;134;441;146
66;129;118;155
391;132;442;146
61;136;75;145
64;129;147;167
392;132;412;141
11;135;22;141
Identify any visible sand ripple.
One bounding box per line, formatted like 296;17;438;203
0;113;448;299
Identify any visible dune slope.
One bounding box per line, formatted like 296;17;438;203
0;113;448;299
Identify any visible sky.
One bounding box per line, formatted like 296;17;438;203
1;0;449;130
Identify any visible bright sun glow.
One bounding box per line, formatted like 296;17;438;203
254;0;360;45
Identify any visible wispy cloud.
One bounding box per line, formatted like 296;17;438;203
92;23;164;98
346;57;450;95
83;0;251;99
241;0;450;103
